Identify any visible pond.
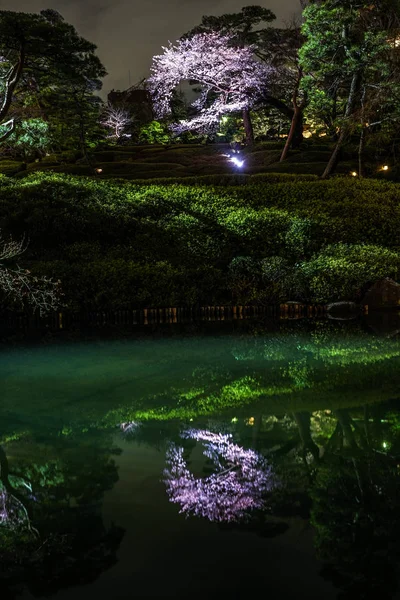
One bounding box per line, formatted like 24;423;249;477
1;316;400;599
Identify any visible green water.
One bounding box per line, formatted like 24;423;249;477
1;318;400;599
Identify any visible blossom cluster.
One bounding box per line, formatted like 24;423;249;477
0;489;29;530
164;428;275;522
148;32;273;133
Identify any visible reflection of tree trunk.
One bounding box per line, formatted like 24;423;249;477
352;458;365;501
0;445;32;518
336;409;358;450
293;412;320;462
364;405;371;447
242;108;254;146
252;413;262;450
325;421;343;452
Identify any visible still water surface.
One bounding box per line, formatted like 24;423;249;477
1;318;400;599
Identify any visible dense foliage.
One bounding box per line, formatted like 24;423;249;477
0;172;399;309
0;9;106;161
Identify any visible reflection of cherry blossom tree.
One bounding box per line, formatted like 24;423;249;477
119;421;140;436
0;445;38;537
164;429;275;522
148;33;273;138
0;489;34;533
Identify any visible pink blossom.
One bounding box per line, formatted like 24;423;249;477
148;33;273;133
164;429;275;522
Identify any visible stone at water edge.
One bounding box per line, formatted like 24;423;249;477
327;302;360;320
362;278;400;309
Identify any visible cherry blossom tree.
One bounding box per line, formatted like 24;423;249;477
0;231;60;314
101;105;132;139
164;429;275;522
148;32;273;144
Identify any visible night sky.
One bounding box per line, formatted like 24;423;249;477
2;0;301;94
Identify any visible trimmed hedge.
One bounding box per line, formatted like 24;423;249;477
0;172;399;309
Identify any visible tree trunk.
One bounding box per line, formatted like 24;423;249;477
321;127;347;179
291;112;304;149
358;86;367;178
242;108;254;146
0;46;25;124
322;71;362;179
78;117;97;176
280;105;302;161
358;126;365;178
0;118;16;143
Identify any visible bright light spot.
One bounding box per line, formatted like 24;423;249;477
222;153;245;169
230;156;244;168
231;417;238;423
382;165;389;171
383;441;388;449
351;171;358;177
95;168;103;173
246;417;255;426
303;131;313;139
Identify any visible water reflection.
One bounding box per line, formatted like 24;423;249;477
0;432;124;598
1;319;400;598
164;429;275;522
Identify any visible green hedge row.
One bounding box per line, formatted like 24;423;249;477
0;172;399;309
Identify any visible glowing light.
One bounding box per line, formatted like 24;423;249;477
231;417;238;423
382;165;389;171
383;441;388;449
230;156;244;168
351;171;358;177
246;417;255;426
95;168;103;173
222;153;245;168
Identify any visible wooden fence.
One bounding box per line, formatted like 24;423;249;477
0;303;328;332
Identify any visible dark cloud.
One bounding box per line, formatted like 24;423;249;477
1;0;301;93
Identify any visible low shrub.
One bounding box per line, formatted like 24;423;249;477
299;244;400;302
0;160;26;175
1;172;399;308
